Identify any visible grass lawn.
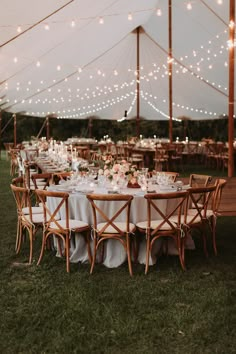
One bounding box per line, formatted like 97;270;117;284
0;153;236;354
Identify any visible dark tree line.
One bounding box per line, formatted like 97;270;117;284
0;111;233;146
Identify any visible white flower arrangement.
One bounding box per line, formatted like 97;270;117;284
98;158;139;185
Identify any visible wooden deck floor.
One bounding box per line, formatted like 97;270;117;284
181;176;236;216
216;177;236;216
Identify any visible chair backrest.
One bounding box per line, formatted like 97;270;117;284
189;173;212;188
35;189;69;233
12;176;25;187
86;194;133;236
212;178;227;213
53;171;73;183
185;185;216;225
156;171;179;182
10;184;32;221
31;173;52;190
144;190;189;234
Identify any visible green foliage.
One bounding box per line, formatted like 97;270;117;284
0;154;236;353
1;111;233;146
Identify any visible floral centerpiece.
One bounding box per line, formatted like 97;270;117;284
78;162;89;176
98;156;140;188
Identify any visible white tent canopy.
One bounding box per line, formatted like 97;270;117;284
0;0;234;121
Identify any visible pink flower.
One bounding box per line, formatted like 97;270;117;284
112;164;120;173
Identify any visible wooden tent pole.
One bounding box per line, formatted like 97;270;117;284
168;0;173;144
13;114;17;147
46;116;50;140
228;0;235;177
136;26;140;138
36;117;47;139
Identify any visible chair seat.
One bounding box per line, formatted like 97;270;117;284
50;219;89;231
170;214;202;224
25;213;44;224
205;210;214;217
97;222;135;233
136;220;172;230
22;206;44;214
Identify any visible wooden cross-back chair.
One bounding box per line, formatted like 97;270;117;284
189;174;212;188
189;174;212;207
86;194;136;276
31;173;52;205
35;189;91;273
184;184;217;257
206;178;227;255
136;191;189;274
53;171;73;184
10;184;44;264
153;148;169;171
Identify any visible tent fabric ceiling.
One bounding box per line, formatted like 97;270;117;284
0;0;234;121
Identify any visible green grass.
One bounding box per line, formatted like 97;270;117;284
0;153;236;354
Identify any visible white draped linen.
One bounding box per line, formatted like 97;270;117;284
47;183;195;268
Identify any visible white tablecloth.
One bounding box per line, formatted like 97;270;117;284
47;182;195;268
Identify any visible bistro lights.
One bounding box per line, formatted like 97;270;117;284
1;1;227;36
1;0;230;121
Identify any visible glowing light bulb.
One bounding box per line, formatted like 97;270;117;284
128;13;133;21
187;2;192;10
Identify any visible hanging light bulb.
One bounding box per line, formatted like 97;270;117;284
17;26;22;33
44;23;50;30
128;13;133;21
229;20;235;29
156;8;162;16
99;17;104;24
187;2;192;10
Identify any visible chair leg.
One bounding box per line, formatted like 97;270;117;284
145;233;151;274
28;227;34;264
85;231;92;264
132;235;139;263
37;232;47;266
177;236;186;271
16;220;23;254
210;217;217;256
65;233;70;273
126;235;133;276
90;233;97;274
